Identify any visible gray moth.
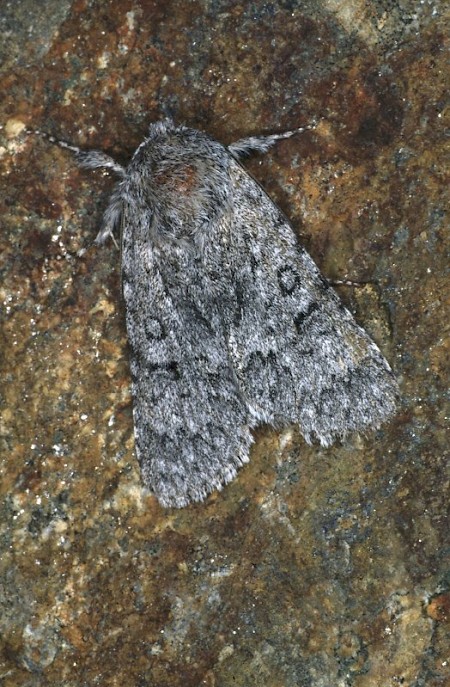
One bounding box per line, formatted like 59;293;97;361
70;118;398;508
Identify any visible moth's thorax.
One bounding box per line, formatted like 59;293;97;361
125;130;232;238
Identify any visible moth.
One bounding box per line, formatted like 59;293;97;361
51;119;399;507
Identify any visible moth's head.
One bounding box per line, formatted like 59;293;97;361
125;120;232;238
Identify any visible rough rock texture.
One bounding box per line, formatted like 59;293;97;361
0;1;448;686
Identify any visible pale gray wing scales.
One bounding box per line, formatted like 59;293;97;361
226;161;398;444
121;212;252;508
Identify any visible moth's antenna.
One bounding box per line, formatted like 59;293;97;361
26;129;126;177
228;119;319;157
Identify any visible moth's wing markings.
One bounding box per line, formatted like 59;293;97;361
227;159;398;444
121;209;252;508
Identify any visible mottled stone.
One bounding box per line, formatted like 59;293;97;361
0;1;448;686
